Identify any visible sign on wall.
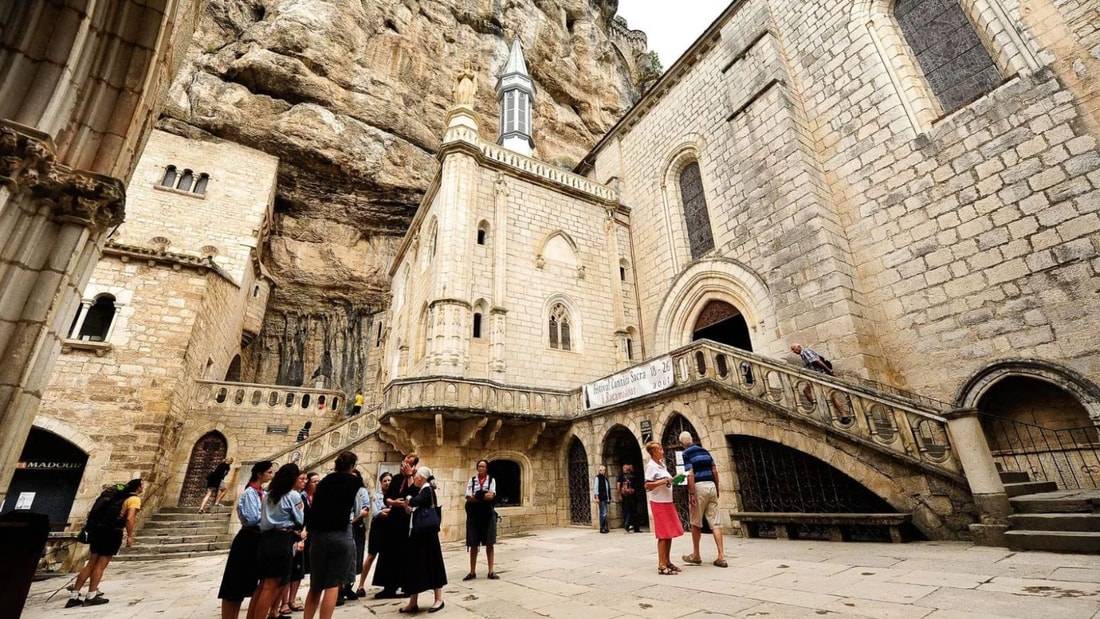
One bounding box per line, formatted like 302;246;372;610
583;355;675;410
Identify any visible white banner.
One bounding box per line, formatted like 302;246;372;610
584;355;674;410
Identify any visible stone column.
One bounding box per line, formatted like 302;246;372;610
603;211;629;368
944;407;1011;546
0;122;125;504
490;175;509;380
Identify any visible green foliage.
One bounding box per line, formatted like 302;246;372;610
636;50;663;92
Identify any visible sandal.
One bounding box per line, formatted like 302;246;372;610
667;563;682;573
657;566;678;575
713;558;728;568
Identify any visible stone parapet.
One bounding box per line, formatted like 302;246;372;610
383;376;580;421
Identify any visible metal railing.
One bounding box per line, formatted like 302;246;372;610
978;412;1100;490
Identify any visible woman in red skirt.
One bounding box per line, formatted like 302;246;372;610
643;441;683;575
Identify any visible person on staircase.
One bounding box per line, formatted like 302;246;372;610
218;460;274;619
201;457;234;513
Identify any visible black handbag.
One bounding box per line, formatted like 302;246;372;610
410;489;441;535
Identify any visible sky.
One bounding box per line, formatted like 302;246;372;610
615;0;731;68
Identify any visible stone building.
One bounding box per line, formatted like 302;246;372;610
6;0;1100;561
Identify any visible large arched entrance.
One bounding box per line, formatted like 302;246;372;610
978;377;1099;489
602;425;648;530
661;414;700;529
1;429;87;531
179;432;228;506
692;300;752;351
567;437;592;525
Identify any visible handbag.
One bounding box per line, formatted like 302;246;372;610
410;488;441;535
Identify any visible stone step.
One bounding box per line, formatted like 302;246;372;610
1004;530;1100;554
139;524;229;536
135;532;234;543
158;505;232;515
148;511;233;522
1010;490;1100;514
124;540;233;555
999;471;1030;484
1009;513;1100;533
1004;480;1059;498
115;549;229;562
143;518;229;529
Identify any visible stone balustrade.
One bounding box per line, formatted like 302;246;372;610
477;139;619;202
664;340;963;479
192;380;345;417
263;408;382;471
384;376;581;420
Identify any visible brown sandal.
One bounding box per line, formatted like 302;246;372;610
657;565;678;575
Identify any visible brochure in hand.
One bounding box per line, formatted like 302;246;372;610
671;473;686;485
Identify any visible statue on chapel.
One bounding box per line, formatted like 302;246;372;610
453;60;478;106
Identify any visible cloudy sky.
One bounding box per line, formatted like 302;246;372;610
616;0;731;68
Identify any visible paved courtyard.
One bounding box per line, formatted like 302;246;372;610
23;528;1100;618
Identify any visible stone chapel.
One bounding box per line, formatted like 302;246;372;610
2;0;1099;568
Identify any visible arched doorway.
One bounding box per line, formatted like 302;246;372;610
1;429;87;531
978;377;1099;489
179;432;228;506
692;300;752;351
602;425;649;530
567;438;592;525
661;415;700;530
225;355;242;382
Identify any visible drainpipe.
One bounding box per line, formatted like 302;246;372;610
943;408;1011;546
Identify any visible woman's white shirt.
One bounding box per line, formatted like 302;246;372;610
644;459;673;503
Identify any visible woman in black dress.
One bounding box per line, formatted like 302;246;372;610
398;467;446;614
200;456;234;513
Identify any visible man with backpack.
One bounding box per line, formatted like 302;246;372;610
67;478;144;607
790;343;834;404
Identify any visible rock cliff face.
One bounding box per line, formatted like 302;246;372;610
160;0;644;390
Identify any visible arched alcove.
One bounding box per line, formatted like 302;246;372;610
692;299;752;351
602;425;648;529
224;354;242;382
566;437;591;525
1;429;88;531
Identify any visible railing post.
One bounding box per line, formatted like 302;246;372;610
944;408;1011;546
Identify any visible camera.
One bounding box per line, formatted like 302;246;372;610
474;490;487;500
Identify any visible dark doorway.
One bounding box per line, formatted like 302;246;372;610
692;300;752;351
602;425;648;530
488;460;521;506
225;355;242;382
179;432;228;506
567;438;592;525
2;429;87;531
661;414;700;530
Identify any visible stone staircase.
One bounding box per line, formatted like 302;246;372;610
1001;470;1100;553
116;504;234;561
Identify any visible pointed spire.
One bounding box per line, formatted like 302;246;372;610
503;38;529;78
496;38;536;157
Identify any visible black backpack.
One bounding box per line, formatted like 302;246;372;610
821;357;833;370
87;483;131;529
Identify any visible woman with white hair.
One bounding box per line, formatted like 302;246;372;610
398;466;447;613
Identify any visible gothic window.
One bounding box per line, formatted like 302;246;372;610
193;173;210;195
473;312;483;338
488;459;522;506
894;0;1001;114
76;295;116;342
160;165;177;187
177;169;194;192
680;162;714;259
477;220;489;246
548;303;572;351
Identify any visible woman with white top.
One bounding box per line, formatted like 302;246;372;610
643;441;683;576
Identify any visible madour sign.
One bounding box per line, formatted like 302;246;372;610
584;356;674;410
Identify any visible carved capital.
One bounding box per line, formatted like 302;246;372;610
0;121;125;231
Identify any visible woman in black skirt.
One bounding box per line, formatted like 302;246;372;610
399;466;447;614
219;460;273;619
282;471;318;613
248;463;304;619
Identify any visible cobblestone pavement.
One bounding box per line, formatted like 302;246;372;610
24;528;1100;618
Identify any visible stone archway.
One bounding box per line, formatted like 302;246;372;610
661;414;700;529
2;428;88;531
567;437;591;525
692;299;752;351
602;425;648;530
225;355;243;382
179;432;228;506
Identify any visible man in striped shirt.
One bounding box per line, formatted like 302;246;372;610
679;432;727;568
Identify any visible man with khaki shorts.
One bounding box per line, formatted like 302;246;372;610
678;431;727;568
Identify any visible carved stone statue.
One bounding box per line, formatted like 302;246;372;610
453;60;477;106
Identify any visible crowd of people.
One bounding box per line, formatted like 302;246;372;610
215;451;465;618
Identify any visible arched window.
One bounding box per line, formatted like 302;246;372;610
680;162;713;259
473;312;483;338
893;0;1001;115
160;165;177;187
548;303;571;351
193;173;210;195
177;169;194;192
488;460;522;506
477;220;490;246
626;337;634;361
77;295;116;341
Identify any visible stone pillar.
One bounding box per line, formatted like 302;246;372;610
603;211;628;368
944;408;1011;546
69;300;93;339
0;122;124;504
489;308;507;381
490;175;509;380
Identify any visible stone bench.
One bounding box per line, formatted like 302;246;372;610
730;511;912;543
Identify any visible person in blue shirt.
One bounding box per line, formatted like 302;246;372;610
218;460;273;618
678;432;727;568
249;463;305;619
